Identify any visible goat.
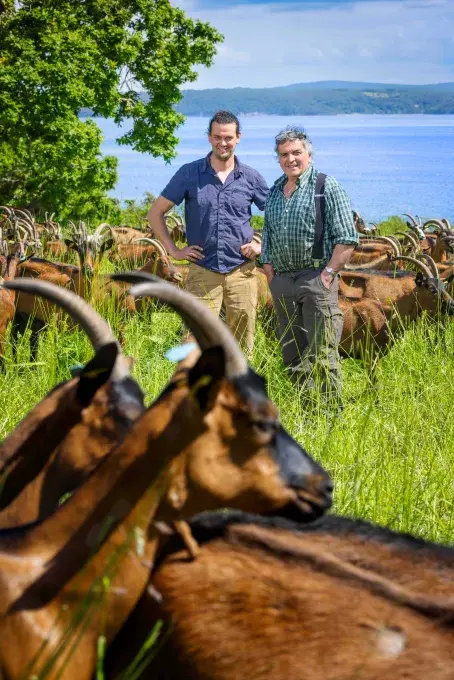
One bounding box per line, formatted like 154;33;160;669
111;225;152;245
13;254;140;360
114;510;454;680
421;219;454;263
0;279;145;527
64;221;114;270
353;210;376;235
0;234;27;367
164;213;187;245
339;255;454;357
111;237;183;284
348;236;401;267
0;277;332;679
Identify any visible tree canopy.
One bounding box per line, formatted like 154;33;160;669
0;0;222;219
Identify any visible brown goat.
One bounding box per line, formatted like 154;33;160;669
349;236;401;266
0;239;25;365
0;278;332;679
111;511;454;680
422;220;454;263
339;256;454;357
111;225;151;245
107;513;454;680
0;279;144;527
111;238;183;284
64;221;114;270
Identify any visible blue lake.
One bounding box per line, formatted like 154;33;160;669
97;114;454;223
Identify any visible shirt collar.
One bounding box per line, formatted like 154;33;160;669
274;164;314;190
202;153;243;178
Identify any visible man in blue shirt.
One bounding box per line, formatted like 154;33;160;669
149;110;268;353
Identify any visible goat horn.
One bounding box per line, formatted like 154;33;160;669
134;238;168;258
418;253;439;279
94;222;113;238
402;213;417;226
423;219;447;234
344;253;391;270
389;255;433;280
0;206;13;216
1;279;128;377
373;236;400;256
442;218;452;230
13;208;34;222
112;273;248;377
395;231;420;251
165;214;183;229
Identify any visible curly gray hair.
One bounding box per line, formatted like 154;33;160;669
274;126;313;156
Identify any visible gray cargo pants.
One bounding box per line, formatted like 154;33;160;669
269;267;343;401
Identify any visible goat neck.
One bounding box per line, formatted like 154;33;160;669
0;279;143;526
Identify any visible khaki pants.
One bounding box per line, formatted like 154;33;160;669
269;267;343;400
186;261;258;353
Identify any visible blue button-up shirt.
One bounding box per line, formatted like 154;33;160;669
161;153;268;273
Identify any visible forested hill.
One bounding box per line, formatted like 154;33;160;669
175;81;454;116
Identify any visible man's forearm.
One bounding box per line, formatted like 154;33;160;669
327;244;356;273
262;263;275;284
148;207;177;256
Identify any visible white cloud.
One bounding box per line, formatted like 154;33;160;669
179;0;454;88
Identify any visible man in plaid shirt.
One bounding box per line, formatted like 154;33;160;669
261;126;358;404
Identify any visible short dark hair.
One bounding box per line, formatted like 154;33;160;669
208;110;241;135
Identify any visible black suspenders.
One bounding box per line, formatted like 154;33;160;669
313;172;327;266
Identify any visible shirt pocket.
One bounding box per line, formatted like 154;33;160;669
227;181;253;218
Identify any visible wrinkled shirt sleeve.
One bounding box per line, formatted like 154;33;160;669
325;179;359;247
161;165;188;206
253;172;269;211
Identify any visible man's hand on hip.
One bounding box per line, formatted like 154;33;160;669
320;268;335;290
240;241;261;260
171;245;204;263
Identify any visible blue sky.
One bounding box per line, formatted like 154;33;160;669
176;0;454;88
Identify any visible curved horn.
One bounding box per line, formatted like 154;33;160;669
0;206;13;217
13;208;34;222
395;231;420;252
344;253;392;270
402;213;417;226
133;237;168;258
165;214;184;230
418;253;440;280
1;279;129;378
373;236;400;256
112;273;248;377
423;219;448;234
94;222;113;239
441;218;452;231
389;255;433;280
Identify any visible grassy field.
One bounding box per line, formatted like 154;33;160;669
1;274;454;546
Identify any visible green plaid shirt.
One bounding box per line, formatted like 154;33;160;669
261;165;358;271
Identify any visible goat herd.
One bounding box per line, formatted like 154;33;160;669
0;206;453;679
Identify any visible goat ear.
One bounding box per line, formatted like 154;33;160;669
188;346;226;412
76;342;119;406
101;238;114;253
415;272;424;287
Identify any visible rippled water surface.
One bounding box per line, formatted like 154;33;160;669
96;114;454;222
